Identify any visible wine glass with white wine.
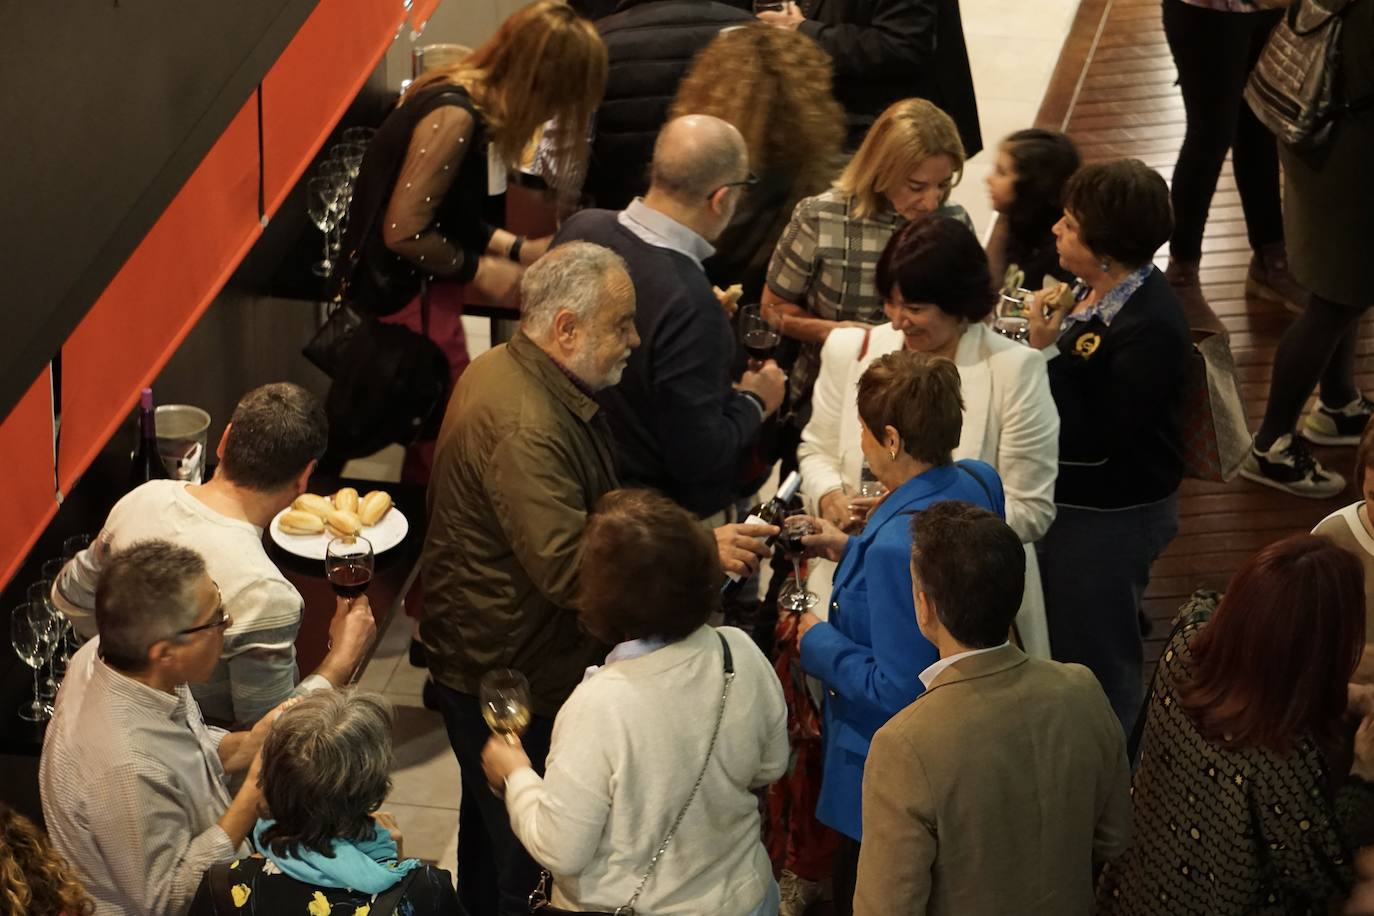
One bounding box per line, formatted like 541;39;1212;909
480;668;532;746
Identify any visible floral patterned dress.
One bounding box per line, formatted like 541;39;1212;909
188;857;463;916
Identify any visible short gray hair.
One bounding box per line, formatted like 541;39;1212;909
520;241;629;339
95;540;206;671
257;689;395;858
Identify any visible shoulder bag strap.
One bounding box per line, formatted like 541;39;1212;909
368;868;422;916
616;633;736;916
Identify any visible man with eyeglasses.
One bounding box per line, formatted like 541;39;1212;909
40;540;353;916
553;114;788;524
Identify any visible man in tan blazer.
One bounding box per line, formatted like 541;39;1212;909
854;501;1131;916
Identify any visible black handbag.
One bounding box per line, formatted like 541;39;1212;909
528;634;737;916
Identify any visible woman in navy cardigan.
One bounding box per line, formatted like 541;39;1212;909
795;350;1005;913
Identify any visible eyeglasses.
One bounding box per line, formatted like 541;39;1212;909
710;173;759;198
176;589;230;637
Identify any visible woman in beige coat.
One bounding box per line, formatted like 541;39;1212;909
798;216;1058;655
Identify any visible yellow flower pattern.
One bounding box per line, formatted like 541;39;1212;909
355;905;371;916
230;884;251;908
307;891;332;916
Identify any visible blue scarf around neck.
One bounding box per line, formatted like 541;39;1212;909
252;819;421;894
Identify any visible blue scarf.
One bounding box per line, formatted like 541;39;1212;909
252;819;421;894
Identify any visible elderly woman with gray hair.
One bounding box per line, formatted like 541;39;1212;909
189;689;464;916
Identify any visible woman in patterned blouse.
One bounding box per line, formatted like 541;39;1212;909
1097;535;1374;915
760;97;972;465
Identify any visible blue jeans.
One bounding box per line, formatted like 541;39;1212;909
1038;494;1180;733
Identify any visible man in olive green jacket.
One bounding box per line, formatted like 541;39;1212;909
420;241;777;916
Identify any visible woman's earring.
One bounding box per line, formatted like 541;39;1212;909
1099;259;1111;272
889;449;897;461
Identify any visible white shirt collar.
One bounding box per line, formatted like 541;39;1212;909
617;198;715;268
918;641;1011;689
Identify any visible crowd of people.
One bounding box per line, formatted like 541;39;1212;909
10;0;1374;914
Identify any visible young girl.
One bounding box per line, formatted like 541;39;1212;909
985;128;1080;293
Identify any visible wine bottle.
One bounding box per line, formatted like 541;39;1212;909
722;470;802;596
129;388;169;489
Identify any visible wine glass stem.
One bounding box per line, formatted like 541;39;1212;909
322;230;332;268
31;665;40;707
502;732;517;746
791;557;803;588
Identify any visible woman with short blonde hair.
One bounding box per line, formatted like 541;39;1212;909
761;98;970;471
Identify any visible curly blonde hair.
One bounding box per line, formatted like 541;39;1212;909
669;24;844;200
0;805;93;916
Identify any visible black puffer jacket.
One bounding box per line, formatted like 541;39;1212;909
583;0;753;210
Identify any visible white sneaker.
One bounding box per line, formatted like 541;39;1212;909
778;869;822;916
1239;434;1346;499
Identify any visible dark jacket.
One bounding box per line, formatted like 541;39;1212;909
554;209;764;517
583;0;754;210
799;0;981;155
419;332;616;715
1047;268;1191;510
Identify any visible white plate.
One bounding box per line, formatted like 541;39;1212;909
269;503;409;560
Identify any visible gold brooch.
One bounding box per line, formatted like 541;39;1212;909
1074;333;1101;358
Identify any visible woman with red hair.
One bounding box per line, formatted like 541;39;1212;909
1097;535;1374;914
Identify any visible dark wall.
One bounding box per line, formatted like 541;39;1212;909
0;0;321;424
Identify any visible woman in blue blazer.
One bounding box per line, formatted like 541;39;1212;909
796;350;1006;910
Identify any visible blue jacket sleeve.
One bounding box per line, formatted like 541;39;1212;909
799;534;935;723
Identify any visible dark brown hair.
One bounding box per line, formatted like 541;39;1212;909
1001;129;1080;264
1354;417;1374;492
1062;158;1172;268
1177;534;1364;753
578;489;721;643
875;215;996;322
0;803;93;916
856;351;963;466
910;501;1024;648
220;383;327;491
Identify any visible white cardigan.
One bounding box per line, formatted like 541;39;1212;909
797;322;1060;656
504;625;788;915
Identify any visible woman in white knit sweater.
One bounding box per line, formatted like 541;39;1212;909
798;215;1060;656
482;489;789;915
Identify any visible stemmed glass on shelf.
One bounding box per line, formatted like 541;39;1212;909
27;580;61;703
307;177;341;277
778;515;821;614
316;160;350;257
12;601;59;722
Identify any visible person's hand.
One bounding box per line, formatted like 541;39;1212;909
1345;847;1374;914
758;1;805;29
471;255;524;311
325;595;378;677
715;522;778;578
481;734;532;794
1027;287;1067;350
1353;716;1374;783
819;489;859;532
798;514;849;562
373;811;405;858
1351;682;1374;719
738;360;787;415
521;235;553;266
796;611;822;642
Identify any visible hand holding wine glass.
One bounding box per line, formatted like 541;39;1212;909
480;668;532;746
739;305;781;370
779;515;821;615
325;536;374;604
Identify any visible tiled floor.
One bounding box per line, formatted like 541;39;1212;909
352;0;1081;883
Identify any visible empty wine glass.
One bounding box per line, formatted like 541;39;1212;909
317;160;350;254
325;536;374;605
480;669;532;746
307;177;341;277
27;581;60;701
341;126;377;147
62;533;91;559
858;458;888;500
779;515;820;614
12;602;58;722
332;142;366;182
740;305;781;369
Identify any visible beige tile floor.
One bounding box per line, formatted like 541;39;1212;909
348;0;1081;882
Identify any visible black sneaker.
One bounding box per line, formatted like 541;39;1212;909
1303;395;1374;446
1240;434;1346;498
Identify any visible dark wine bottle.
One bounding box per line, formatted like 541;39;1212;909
129;388;169;489
722;470;802;596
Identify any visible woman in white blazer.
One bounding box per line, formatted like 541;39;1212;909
798;216;1060;656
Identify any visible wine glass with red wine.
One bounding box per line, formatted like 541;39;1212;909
740;305;781;368
325;536;374;603
779;515;820;614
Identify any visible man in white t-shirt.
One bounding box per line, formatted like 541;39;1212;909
54;383;376;725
